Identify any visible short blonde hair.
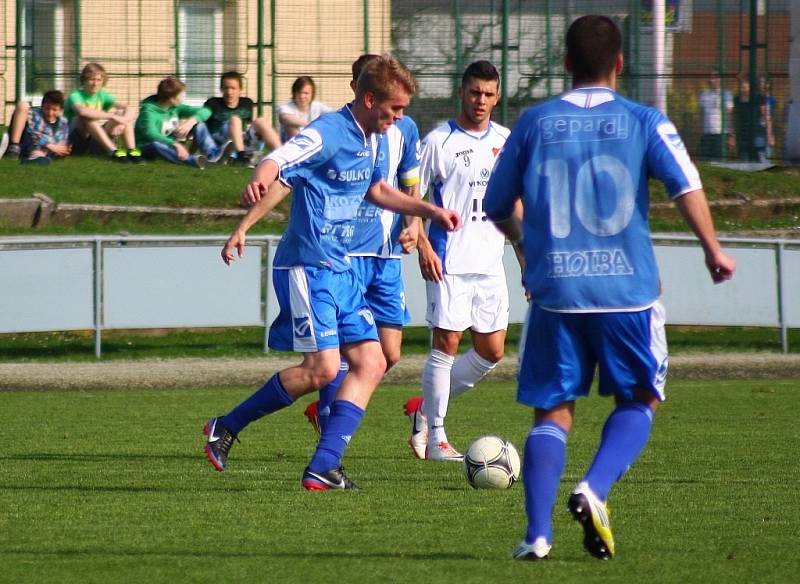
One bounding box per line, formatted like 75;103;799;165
355;54;417;102
80;62;108;85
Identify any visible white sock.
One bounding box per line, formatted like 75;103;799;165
422;349;454;444
450;348;498;400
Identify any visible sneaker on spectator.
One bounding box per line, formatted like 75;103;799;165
22;152;51;166
111;148;129;163
209;140;235;165
192;154;208;169
127;148;144;164
6;144;21;161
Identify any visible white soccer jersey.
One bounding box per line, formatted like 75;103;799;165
420;120;510;276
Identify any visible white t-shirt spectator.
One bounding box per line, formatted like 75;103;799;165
277;100;334;142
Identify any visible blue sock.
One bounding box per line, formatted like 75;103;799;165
584;402;654;501
523;422;568;545
308;400;364;473
221;373;294;435
317;359;348;433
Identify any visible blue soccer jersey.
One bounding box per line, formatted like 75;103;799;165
348;116;421;258
484;87;702;311
266;104;383;272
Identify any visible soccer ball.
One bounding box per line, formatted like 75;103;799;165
463;435;521;489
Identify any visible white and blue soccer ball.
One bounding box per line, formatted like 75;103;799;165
463;435;521;489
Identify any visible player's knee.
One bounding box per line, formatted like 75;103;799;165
480;347;504;364
382;346;401;371
354;352;387;384
308;363;340;390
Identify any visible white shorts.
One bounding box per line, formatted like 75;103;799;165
425;273;509;333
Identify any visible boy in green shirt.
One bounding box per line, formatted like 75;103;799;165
65;62;140;162
135;77;231;168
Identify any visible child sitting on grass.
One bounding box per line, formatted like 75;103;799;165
134;77;231;169
0;90;70;165
65;62;141;163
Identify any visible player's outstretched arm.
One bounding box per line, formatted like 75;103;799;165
674;189;736;283
366;181;461;231
222;179;291;265
240;159;281;206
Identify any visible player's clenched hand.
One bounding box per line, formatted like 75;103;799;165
433;208;461;231
706;249;736;284
240;181;266;207
221;229;246;265
398;223;418;254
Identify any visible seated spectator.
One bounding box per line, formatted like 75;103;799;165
0;90;70;165
65;62;141;163
134;77;230;169
277;75;333;142
195;71;282;167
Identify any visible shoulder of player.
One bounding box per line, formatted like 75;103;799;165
421;120;455;147
488;121;511;139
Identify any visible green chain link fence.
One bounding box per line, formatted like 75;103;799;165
0;0;792;161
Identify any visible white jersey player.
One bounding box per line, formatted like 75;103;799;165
404;60;520;461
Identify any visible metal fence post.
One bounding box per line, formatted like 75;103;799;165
777;241;788;353
94;238;103;358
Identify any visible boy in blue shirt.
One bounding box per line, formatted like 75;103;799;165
484;15;736;560
204;55;460;490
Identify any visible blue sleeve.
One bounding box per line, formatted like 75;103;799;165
266;126;332;184
485;120;526;220
644;109;702;199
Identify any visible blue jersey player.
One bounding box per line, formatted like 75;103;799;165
204;55;461;490
484;15;735;559
304;54;423;434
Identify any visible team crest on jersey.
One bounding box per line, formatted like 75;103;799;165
291;133;315;150
492;147;501;157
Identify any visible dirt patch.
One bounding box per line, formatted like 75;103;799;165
1;353;798;391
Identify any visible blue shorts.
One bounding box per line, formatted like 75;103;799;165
349;256;410;328
517;301;668;410
268;266;379;352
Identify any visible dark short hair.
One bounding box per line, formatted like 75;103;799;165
220;71;243;89
461;60;500;88
352;54;380;83
157;77;186;101
41;90;65;108
291;76;316;99
566;15;622;83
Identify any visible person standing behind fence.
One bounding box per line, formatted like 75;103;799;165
484;15;736;560
135;77;227;169
277;76;334;143
64;62;141;163
698;71;735;159
195;71;282;167
0;90;70;165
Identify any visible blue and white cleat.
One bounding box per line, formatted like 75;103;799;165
511;537;551;560
203;417;238;472
302;466;359;491
568;481;615;559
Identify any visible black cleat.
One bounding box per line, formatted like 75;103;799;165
302;466;359;491
203;417;238;472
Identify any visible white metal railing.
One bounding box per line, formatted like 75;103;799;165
1;234;797;355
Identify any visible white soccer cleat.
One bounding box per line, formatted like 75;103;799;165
511;536;551;560
568;481;615;559
425;441;463;462
403;396;428;459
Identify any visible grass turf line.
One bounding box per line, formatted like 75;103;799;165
1;380;798;583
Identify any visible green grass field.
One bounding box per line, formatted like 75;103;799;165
2;379;798;583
